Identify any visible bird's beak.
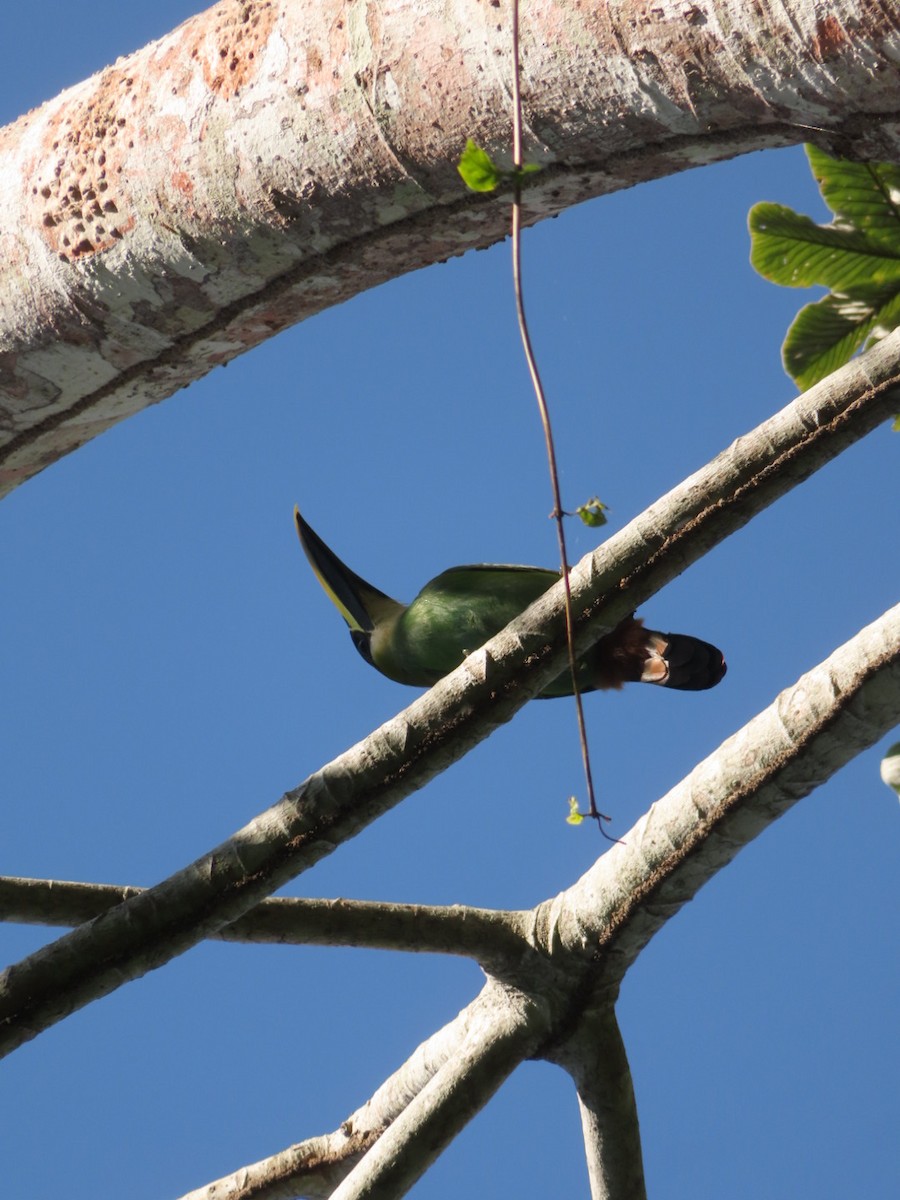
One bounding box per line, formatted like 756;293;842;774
294;507;396;634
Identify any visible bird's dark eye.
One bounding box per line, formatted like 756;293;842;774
351;630;374;665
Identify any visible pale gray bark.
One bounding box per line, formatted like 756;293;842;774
1;0;899;496
177;988;502;1200
329;980;550;1200
2;598;894;1200
535;603;900;981
3;6;899;1195
553;1011;648;1200
163;601;899;1200
0;877;528;959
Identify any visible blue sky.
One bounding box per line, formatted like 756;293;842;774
1;4;897;1198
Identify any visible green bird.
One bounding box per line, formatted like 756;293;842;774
294;509;726;697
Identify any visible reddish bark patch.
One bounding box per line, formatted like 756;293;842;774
28;68;139;263
193;0;277;99
812;15;848;61
28;2;278;263
170;170;195;199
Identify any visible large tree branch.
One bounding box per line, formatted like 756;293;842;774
2;0;899;495
530;603;900;996
0;332;896;1059
162;602;899;1200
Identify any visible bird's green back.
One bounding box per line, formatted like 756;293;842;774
371;564;569;688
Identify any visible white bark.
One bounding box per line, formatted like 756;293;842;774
554;1011;647;1200
1;0;899;495
177;985;506;1200
2;7;898;1194
165;601;899;1200
0;876;529;958
329;979;549;1200
0;596;893;1199
533;604;900;981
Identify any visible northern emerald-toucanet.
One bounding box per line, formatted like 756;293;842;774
295;509;726;697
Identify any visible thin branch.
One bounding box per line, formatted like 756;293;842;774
174;979;547;1200
0;333;896;1059
0;876;529;961
549;1007;647;1200
175;1003;480;1200
178;1132;377;1200
329;978;548;1200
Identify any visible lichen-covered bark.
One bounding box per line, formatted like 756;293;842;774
1;0;898;495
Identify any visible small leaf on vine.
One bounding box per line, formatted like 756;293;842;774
575;497;609;527
458;140;502;193
565;797;585;826
458;141;542;193
511;162;542;186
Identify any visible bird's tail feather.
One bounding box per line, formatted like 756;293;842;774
592;616;726;692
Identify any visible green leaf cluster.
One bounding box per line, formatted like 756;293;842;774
574;497;608;528
457;139;542;194
749;146;900;391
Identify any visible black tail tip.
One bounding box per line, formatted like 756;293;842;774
662;634;727;691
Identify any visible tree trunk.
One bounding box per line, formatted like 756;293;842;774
1;0;898;496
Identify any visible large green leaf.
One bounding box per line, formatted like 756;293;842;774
806;145;900;251
749;203;900;290
783;287;900;389
749;146;900;390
